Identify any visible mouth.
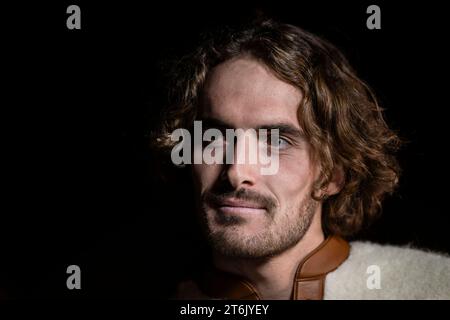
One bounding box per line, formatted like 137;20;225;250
212;197;267;215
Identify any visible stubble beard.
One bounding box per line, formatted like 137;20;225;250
200;192;318;259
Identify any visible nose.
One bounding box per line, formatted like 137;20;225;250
223;162;259;189
222;135;260;189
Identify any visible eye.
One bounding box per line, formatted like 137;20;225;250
264;134;290;149
273;137;290;149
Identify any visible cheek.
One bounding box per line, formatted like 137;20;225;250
269;154;315;200
192;164;223;191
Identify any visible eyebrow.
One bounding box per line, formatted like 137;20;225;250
256;123;305;140
200;117;306;140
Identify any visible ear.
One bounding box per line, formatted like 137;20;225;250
325;165;345;196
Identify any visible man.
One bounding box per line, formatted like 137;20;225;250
153;19;450;299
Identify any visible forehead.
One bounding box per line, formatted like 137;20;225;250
201;57;303;128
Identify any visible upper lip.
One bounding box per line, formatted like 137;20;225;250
215;197;265;209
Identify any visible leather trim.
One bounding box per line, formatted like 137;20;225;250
292;236;349;299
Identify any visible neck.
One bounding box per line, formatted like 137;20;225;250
213;211;325;300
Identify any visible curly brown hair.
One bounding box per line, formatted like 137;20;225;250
152;19;401;238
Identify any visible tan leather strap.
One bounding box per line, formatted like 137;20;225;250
292;235;349;300
200;235;349;300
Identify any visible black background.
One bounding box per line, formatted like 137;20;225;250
2;1;449;299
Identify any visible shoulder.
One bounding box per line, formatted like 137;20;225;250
324;241;450;299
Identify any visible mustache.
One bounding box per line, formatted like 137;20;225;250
202;188;277;213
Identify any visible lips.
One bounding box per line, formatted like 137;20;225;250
213;197;266;215
217;198;264;209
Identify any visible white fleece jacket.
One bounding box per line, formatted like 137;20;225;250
324;241;450;299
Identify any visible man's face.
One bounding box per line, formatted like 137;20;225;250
193;57;320;259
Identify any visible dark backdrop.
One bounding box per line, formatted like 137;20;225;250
2;1;449;298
